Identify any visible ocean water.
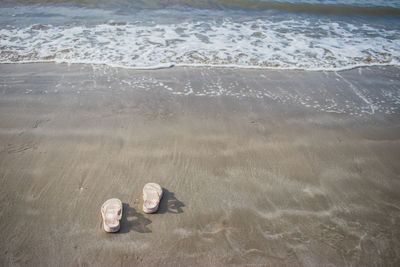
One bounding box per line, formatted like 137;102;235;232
0;0;399;71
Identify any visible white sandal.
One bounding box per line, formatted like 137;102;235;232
101;198;123;232
143;183;163;213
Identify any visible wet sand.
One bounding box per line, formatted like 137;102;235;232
0;63;400;266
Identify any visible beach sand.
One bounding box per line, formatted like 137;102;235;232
0;63;399;265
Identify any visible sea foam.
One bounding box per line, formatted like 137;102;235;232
0;16;399;71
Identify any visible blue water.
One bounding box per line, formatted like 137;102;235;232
0;0;399;70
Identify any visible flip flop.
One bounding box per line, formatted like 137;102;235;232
143;183;163;214
101;198;123;232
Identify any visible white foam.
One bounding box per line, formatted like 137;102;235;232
0;17;399;71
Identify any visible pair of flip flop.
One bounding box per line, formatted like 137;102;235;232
101;183;163;233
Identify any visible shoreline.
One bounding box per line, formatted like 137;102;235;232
1;62;399;117
0;63;399;265
1;61;400;73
